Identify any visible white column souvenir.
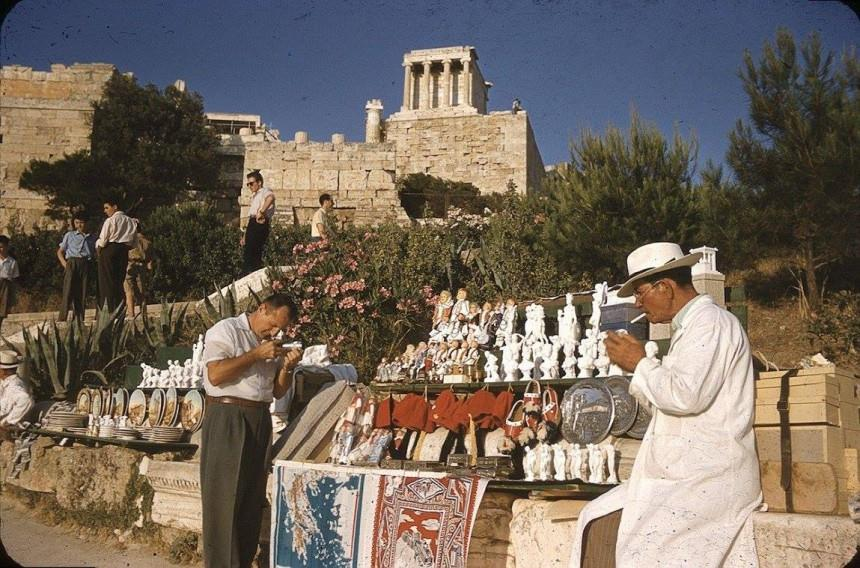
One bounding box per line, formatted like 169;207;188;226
553;443;568;481
605;444;619;484
523;445;537;481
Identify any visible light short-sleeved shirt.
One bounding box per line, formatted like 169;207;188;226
59;231;96;260
0;256;19;280
311;207;329;238
248;187;275;220
0;374;34;427
96;211;138;248
202;313;280;402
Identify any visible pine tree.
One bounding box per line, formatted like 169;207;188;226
728;29;860;314
542;112;701;282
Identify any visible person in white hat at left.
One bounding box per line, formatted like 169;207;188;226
569;242;761;568
0;351;34;428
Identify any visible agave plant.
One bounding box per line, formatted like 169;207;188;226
18;303;132;401
140;300;190;350
196;284;240;329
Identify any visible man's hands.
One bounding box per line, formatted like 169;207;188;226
605;331;646;373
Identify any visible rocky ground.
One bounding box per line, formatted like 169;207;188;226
1;495;201;567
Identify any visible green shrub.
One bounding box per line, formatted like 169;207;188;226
145;203;241;299
6;227;66;295
263;222;309;267
808;291;860;367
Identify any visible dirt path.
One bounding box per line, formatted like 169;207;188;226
0;496;199;568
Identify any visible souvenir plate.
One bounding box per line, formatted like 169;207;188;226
148;389;165;427
605;377;639;437
113;388;129;417
102;388;114;416
162;387;178;426
626;403;653;440
76;389;91;415
180;390;204;432
128;390;148;426
560;379;614;445
91;389;103;417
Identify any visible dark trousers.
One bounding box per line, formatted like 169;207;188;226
242;218;269;276
97;242;129;312
200;402;272;568
59;257;90;320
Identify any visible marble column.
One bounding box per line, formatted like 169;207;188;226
441;60;452;107
422;61;432;110
461;58;472;108
402;64;412;111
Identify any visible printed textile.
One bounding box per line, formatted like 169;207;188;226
271;461;488;568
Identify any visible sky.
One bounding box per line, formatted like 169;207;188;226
2;1;858;170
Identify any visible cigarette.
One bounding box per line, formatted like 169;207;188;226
631;313;647;324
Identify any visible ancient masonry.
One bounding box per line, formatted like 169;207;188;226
239;46;545;225
0;46;544;230
0;63;115;230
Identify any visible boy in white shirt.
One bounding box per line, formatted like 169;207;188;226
0;235;20;331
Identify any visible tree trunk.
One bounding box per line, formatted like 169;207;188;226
803;239;821;316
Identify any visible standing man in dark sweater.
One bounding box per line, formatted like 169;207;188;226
240;171;275;276
57;212;96;320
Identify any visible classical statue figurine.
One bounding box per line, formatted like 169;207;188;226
518;342;535;381
588;443;605;483
553;443;568;481
589;281;608;333
538;443;554;481
562;341;578;379
539;337;562;381
569;443;582;480
595;334;611;377
577;334;595;378
502;333;523;382
483;351;500;382
558;292;582;345
523;445;538;481
577;443;590;481
497;298;518;347
605;443;619;484
645;341;660;363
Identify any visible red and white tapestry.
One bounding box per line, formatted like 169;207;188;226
371;475;489;568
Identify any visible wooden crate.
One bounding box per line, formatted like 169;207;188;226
755;424;847;469
755;366;860;429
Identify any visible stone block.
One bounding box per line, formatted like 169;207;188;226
311;170;339;191
339;170;368;191
510;499;578;568
753;512;860;567
468;491;516;568
294;169;311;191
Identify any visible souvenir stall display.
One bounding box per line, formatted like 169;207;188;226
37;336;207;446
357;284;660;484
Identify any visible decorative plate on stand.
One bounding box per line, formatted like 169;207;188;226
626;403;653;439
76;389;91;415
128;389;147;426
91;389;103;417
560;378;615;445
605;377;638;437
113;388;129;417
148;388;165;427
180;390;205;432
102;388;113;416
162;387;179;426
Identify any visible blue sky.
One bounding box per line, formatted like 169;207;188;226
2;1;857;170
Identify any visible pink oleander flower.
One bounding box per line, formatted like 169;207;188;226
333;334;346;344
338;296;357;309
299;315;311;324
379;287;391;298
371;309;381;319
301;298;315;310
355;301;365;314
293;244;305;255
271;281;284;291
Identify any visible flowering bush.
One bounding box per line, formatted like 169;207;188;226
269;231;434;377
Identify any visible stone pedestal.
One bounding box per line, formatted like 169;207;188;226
694;273;727;307
142;458;202;533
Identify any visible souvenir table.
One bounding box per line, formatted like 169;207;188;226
18;425;198;454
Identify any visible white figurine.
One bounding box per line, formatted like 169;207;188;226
518;342;535;381
605;444;619;484
595;334;611;377
484;352;500;383
538;443;553;481
587;444;602;483
645;341;660;363
502;334;523;382
577;444;590;481
577;341;595;378
562;341;578;378
553;443;568;481
539;339;562;381
569;443;581;480
523;445;537;481
589;281;608;332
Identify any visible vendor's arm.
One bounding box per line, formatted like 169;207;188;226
206;340;285;386
0;389;34;427
273;349;302;399
621;322;724;415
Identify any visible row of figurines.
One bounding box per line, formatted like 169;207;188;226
524;440;620;484
374;329;661;383
139;335;205;389
428;290;588;346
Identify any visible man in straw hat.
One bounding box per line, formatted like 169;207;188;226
569;242;761;567
0;351;34;428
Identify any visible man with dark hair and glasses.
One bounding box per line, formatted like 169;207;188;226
240;170;275;276
200;293;301;567
569;242;761;568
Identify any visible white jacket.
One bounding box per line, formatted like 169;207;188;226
0;374;34;427
571;294;761;567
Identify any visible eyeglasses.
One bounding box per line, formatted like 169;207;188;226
633;280;662;302
246;181;257;187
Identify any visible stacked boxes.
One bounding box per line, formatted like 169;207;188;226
754;366;860;514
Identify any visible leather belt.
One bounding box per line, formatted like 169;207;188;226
205;395;270;409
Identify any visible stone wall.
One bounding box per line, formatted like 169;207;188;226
0;63;115;231
241;139;411;227
383;110;544;195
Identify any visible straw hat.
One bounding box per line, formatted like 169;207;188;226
0;350;22;370
617;242;703;298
